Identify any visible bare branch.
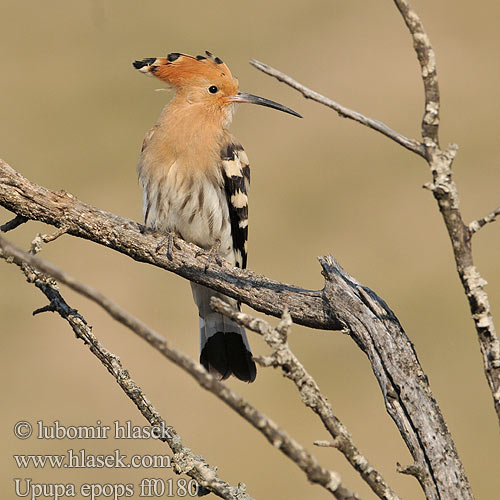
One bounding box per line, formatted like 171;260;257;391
395;0;500;430
393;0;440;145
0;240;252;500
469;205;500;234
40;225;68;243
29;227;68;256
212;298;402;500
397;463;425;482
314;440;337;448
0;234;359;500
319;256;473;500
249;59;426;158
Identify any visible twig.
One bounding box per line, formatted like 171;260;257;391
469;206;500;234
0;214;27;232
211;298;402;500
30;227;68;255
249;59;426;158
314;441;337;448
0;238;252;500
0;234;359;500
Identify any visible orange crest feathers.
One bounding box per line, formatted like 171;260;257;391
133;51;238;95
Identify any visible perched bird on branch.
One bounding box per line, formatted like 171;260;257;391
133;51;301;382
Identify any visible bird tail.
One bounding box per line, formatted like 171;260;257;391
191;283;256;382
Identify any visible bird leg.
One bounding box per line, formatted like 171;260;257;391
155;231;181;261
196;240;223;272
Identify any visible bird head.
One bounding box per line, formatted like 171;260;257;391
133;51;301;122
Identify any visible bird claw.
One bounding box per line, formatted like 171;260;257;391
139;224;155;236
156;232;180;260
197;241;223;272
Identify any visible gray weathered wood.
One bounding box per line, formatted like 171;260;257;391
0;159;473;498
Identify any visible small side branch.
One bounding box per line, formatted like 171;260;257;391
469;206;500;234
0;214;28;232
249;59;425;158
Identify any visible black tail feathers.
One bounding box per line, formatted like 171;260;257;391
200;331;256;382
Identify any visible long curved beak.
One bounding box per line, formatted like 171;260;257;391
230;92;302;118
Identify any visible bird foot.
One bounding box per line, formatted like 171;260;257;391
156;231;181;261
139;224;155;236
197;240;223;272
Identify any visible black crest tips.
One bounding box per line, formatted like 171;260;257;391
167;52;181;62
133;58;156;69
196;55;207;61
203;51;223;65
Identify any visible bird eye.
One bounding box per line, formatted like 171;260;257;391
208;85;218;94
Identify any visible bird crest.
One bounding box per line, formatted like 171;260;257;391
133;51;239;96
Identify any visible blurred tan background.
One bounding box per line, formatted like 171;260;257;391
1;1;499;498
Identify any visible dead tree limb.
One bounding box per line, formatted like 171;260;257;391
0;159;335;330
248;59;425;158
0;159;472;498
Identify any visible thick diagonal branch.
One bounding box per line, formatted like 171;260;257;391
0;159;337;330
320;256;473;500
212;298;402;500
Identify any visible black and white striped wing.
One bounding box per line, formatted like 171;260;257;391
220;142;250;269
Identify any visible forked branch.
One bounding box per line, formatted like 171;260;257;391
251;0;500;429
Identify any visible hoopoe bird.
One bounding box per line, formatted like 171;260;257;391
133;51;300;382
